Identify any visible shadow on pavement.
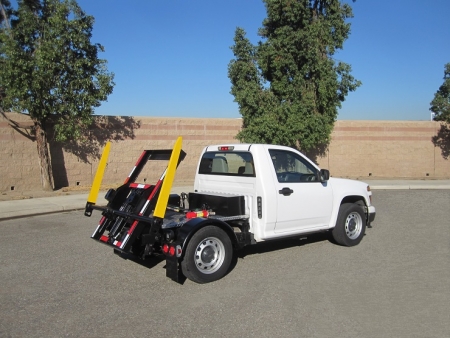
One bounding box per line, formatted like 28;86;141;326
236;231;331;259
113;249;165;270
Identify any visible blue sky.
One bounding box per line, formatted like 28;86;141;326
12;0;450;120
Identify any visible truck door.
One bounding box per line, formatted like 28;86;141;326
269;149;333;233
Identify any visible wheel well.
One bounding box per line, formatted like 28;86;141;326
341;196;366;208
178;219;238;253
209;222;238;246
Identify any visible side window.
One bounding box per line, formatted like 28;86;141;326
198;152;255;177
269;149;317;183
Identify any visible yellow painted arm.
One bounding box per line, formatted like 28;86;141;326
153;137;182;218
87;142;111;204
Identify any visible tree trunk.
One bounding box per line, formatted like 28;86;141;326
0;3;11;29
34;120;54;191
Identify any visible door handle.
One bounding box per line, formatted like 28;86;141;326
279;187;294;196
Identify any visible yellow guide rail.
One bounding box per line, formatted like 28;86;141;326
87;142;111;205
154;136;183;218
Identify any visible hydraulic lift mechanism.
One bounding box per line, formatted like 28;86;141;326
85;137;188;281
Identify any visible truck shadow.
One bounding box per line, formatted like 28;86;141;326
114;232;336;284
114;250;165;269
114;250;188;283
235;231;331;260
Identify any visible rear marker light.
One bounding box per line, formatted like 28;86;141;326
162;244;169;254
162;244;182;257
218;146;234;151
186;210;209;219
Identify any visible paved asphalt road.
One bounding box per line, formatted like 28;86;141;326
1;190;449;338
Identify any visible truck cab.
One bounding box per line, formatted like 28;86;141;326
194;144;375;242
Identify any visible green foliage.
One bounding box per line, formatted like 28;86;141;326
430;63;450;123
228;0;361;151
0;0;114;141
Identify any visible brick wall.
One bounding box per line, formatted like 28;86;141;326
1;112;448;192
0;113;42;191
326;120;448;178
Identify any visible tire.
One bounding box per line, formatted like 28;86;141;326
181;226;233;284
332;203;366;247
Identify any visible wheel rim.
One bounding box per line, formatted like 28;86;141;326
194;237;225;274
345;211;363;239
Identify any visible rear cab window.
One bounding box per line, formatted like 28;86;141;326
198;151;255;177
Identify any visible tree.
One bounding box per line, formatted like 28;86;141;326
431;62;450;160
228;0;360;152
0;0;114;190
0;0;13;103
0;1;13;29
430;63;450;123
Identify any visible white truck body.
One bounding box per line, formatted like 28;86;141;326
194;143;375;242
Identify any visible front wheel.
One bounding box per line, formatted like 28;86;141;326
332;203;366;246
181;226;233;283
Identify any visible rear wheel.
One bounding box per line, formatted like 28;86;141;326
332;203;366;246
181;226;233;283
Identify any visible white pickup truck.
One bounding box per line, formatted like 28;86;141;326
85;138;376;284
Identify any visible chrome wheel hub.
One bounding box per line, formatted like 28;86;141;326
345;212;363;239
194;237;225;274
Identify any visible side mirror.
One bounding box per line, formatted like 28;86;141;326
318;169;330;182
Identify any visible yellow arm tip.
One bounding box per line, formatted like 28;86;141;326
87;142;111;204
154;137;182;218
